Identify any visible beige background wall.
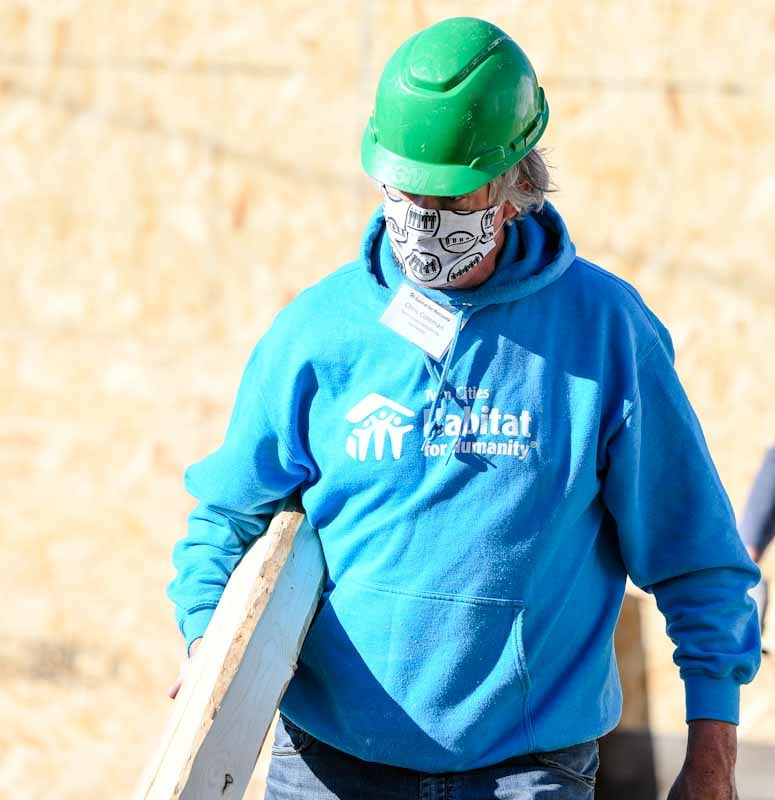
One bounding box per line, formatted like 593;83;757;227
1;2;773;797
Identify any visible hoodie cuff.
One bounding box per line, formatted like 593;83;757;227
684;674;740;725
182;605;217;656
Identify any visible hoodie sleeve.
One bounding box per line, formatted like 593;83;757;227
601;332;761;725
166;341;312;655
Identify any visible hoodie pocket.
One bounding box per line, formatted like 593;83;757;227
296;576;534;769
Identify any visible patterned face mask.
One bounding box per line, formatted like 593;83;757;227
382;187;504;288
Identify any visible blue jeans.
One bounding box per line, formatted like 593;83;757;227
265;714;599;799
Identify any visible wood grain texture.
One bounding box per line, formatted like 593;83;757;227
135;497;325;800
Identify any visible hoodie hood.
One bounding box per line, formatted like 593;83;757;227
361;199;577;311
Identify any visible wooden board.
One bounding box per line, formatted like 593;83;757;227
135;497;326;800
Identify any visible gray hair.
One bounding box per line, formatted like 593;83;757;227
488;147;555;217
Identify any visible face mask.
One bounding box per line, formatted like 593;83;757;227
382;187;504;288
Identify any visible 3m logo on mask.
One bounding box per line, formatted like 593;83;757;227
345;393;415;461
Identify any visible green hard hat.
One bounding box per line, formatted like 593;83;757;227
361;17;549;197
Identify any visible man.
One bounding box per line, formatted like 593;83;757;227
166;17;761;800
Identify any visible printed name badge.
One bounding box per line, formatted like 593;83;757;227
380;283;461;361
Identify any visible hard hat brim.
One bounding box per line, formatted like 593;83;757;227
361;101;549;198
362;133;494;197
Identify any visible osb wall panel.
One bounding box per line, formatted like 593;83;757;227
0;2;773;798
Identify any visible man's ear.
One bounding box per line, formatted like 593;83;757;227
503;201;519;222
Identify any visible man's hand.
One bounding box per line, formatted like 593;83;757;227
667;719;738;800
167;637;203;700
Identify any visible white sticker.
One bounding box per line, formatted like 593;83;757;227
380;283;461;361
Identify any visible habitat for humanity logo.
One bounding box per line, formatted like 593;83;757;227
345;393;415;462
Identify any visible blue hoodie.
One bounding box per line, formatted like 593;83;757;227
167;202;761;772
